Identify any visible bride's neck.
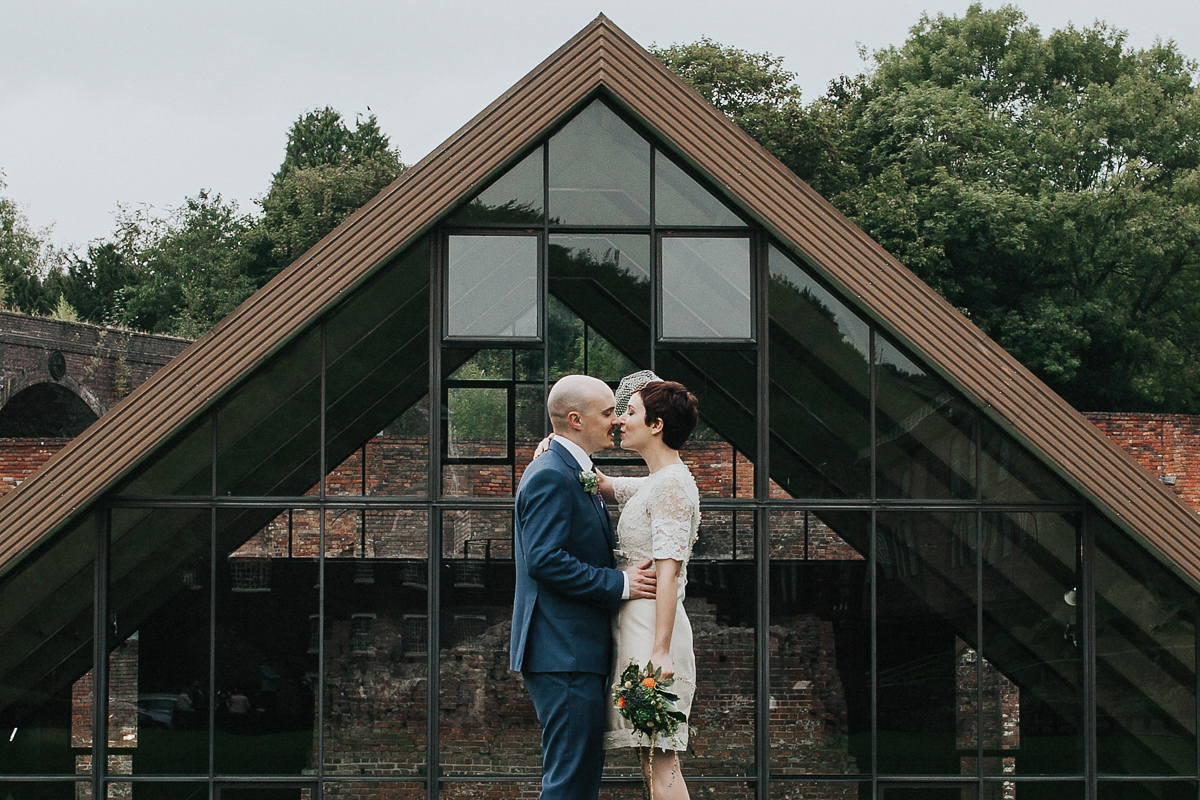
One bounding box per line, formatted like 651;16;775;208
640;441;682;473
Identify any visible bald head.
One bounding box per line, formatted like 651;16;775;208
547;375;617;454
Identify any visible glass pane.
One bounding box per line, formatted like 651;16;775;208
876;335;977;499
655;150;744;227
446;386;508;459
981;512;1083;775
685;421;755;499
117;416;212;497
214;509;318;775
689;509;754;563
0;519;94;776
657;349;757;479
323;511;428;776
1095;517;1197;775
770;511;871;776
549;234;651;375
980;417;1075;502
548;100;650;225
321;783;426;800
442;464;513;499
769;245;871;499
448;146;544;225
325;240;430;497
661;237;752;339
438;510;537;776
0;783;81;800
446;234;538;338
109;508;211;776
327;397;429;497
515;383;545;474
1097;781;1198;800
876;511;977;775
216;327;321;497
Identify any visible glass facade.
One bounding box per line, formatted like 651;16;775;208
1;96;1198;800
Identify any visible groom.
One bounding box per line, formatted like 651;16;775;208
510;374;657;800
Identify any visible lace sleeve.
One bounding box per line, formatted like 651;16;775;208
649;473;697;562
610;476;645;506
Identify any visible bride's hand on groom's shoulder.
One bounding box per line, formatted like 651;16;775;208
531;433;555;459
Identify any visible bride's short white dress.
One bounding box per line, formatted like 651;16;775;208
604;463;701;751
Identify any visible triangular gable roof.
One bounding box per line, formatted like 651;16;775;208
2;15;1198;584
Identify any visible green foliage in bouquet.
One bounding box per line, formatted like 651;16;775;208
612;661;687;740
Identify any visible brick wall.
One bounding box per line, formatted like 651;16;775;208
1084;412;1200;508
0;437;71;496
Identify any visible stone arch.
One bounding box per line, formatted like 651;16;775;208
0;378;105;437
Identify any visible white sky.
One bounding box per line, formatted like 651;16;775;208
2;0;1197;250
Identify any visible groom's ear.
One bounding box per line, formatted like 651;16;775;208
566;410;584;430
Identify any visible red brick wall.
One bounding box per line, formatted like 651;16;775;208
1084;412;1200;509
0;437;71;496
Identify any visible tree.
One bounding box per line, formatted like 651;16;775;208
106;191;257;338
0;176;54;314
659;7;1200;412
254;108;405;284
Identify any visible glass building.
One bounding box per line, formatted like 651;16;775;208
1;16;1198;800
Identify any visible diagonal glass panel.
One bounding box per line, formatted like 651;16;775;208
1094;516;1197;776
548;100;650;225
980;416;1074;502
325;239;431;498
447;234;538;339
875;511;977;775
661;236;752;339
0;518;94;776
655;149;744;227
980;511;1083;776
769;245;871;499
446;146;544;226
117;415;213;497
876;335;977;500
549;234;650;379
216;327;322;498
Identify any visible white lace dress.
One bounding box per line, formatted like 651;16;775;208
603;463;701;751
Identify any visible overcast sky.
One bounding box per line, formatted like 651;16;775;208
2;0;1197;250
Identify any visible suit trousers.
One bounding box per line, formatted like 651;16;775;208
523;670;608;800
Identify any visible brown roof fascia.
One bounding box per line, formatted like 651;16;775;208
2;15;1198;587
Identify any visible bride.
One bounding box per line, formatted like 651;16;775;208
537;370;701;799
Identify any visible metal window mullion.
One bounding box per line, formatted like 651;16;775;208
754;231;770;800
317;323;328;784
92;508;109;800
869;325;879;790
1082;511;1096;797
208;505;217;790
976;510;984;789
428;230;443;800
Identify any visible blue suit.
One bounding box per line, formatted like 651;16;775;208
511;439;624;800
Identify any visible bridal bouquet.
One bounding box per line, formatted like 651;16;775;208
612;660;687;740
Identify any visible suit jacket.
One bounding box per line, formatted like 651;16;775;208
510;439;623;674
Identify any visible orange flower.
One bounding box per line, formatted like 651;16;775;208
617;697;626;709
642;677;656;689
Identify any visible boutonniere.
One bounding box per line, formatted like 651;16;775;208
578;470;599;494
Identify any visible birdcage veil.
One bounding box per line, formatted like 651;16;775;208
614;370;661;415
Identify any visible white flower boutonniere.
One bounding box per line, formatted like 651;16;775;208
578;470;599;494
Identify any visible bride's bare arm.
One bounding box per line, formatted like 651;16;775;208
651;558;681;678
596;468;616;503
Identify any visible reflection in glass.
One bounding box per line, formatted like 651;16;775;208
447;235;538;338
1097;781;1198;800
448;146;544;225
214;509;318;776
217;327;322;497
769;245;871;499
661;237;752;339
447;387;508;459
876;336;977;499
109;507;211;775
438;510;536;776
325;240;431;497
980;417;1074;502
1094;517;1197;775
685;421;755;499
548;100;650;225
0;519;94;776
657;349;757;476
118;416;212;497
771;782;869;799
323;512;428;776
322;782;426;799
981;512;1083;775
770;511;870;776
876;512;976;775
655;150;744;227
549;235;651;378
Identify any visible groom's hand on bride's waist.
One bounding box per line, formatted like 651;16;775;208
625;559;657;600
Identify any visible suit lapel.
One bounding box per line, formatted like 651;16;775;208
549;442;615;549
